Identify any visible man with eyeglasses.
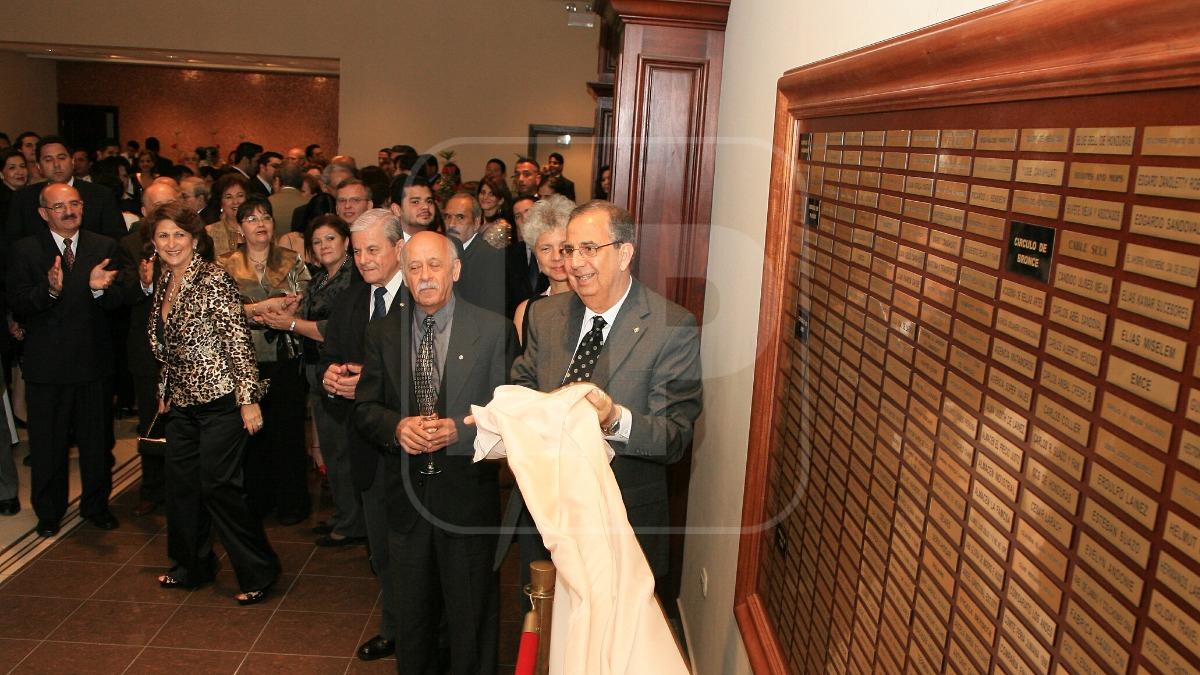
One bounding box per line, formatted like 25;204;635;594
335;179;374;227
6;182;128;537
5;135;126;246
497;199;702;589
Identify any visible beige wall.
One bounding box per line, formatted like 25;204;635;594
0;1;597;182
680;2;999;673
0;52;57;137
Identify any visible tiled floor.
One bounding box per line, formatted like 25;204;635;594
0;478;526;674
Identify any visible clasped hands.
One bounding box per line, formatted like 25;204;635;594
395;416;458;456
251;294;300;329
322;362;362;399
47;256;118;295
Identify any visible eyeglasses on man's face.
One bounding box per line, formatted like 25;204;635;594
559;241;621;259
47;200;83;213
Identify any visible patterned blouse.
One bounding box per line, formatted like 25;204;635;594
149;255;266;407
299;256;356;363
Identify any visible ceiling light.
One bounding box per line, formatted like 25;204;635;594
564;2;596;28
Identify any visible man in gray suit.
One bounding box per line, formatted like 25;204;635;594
499;200;702;582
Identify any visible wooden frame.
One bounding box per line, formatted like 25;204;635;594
526;124;595;162
734;1;1200;671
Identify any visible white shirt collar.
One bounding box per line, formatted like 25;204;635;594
461;233;477;250
371;269;407;313
577;276;633;347
49;228;80;255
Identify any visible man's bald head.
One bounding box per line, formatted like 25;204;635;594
142;181;181;216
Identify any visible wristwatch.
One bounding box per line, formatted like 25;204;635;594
602;409;621;436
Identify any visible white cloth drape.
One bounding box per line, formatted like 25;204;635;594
473;384;689;675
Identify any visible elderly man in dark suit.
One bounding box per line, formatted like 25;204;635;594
355;230;516;675
497;200;702;585
318;208;406;662
6;183;126;536
4;136;126;246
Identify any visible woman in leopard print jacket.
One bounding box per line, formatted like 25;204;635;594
146;202;280;606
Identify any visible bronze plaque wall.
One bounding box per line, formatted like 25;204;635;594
735;2;1200;674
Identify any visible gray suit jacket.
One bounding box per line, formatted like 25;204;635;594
505;279;702;575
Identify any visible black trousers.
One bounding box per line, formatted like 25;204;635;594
133;372;165;503
245;359;310;520
391;519;498;675
165;393;280;591
26;380;111;522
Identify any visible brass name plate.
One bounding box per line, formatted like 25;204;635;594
988;364;1033;410
1040;361;1096;411
1072;567;1136;643
940;129;976;150
996;309;1042;349
905;176;934;197
1156;551;1200;613
1065;600;1130;674
883;152;907;171
931;205;965;230
1135;165;1200;200
1164;511;1200;561
984;395;1028;441
958;269;997;301
1020;127;1070;152
1072;127;1136;155
934;179;967;203
1035;394;1090;447
999;280;1047;315
1105;354;1179;411
1030;426;1082;481
1111;318;1186;372
969;185;1010;211
1147;591;1200;659
1067;162;1130;192
963;239;1002;269
1088;461;1157;530
880;172;905;192
885;129;910;147
991;338;1037;378
1100;392;1172;453
1011;189;1061;218
1144;629;1195;675
936;154;971;176
1095;427;1164;492
1049;296;1108;340
1062;196;1124;230
1045;328;1102;376
1026;456;1079;514
929;230;962;256
903;200;932;222
1053;264;1112;303
863;130;886;146
1078;532;1142;604
909;153;936;173
966;211;1005;240
973;156;1014;181
1058;230;1118;267
1116;280;1194;329
977;128;1018;151
1123;243;1200;288
1015;159;1065;186
1082;499;1149;568
1130;204;1200;245
1142;125;1200;157
910;129;939;148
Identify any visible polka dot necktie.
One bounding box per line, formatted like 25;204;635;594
415;315;440;415
563;316;607;384
62;238;75;271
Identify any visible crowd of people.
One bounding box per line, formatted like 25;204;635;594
0;129;694;674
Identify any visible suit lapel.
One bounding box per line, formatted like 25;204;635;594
383;299;410;416
591;280;649;390
443;297;481;410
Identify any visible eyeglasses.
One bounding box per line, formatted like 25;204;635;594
559;241;621;259
47;200;83;213
243;214;274;223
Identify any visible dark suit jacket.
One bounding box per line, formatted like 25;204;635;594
116;222;159;378
5;180;127;246
456;236;525;318
318;275;402;490
245;175;271;197
509;279;701;574
354;293;517;534
6;229;128;384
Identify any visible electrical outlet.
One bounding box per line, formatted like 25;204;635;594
699;567;709;598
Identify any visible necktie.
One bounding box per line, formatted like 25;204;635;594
62;238;75;271
415;315;439;415
563;316;607;384
371;287;387;321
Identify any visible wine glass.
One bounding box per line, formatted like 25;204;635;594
418;405;442;476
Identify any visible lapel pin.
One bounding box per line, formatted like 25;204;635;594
633;326;640;333
458;354;464;360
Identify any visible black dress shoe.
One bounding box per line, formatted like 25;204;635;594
86;511;119;530
35;519;59;537
0;498;19;516
356;635;395;661
315;534;366;547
